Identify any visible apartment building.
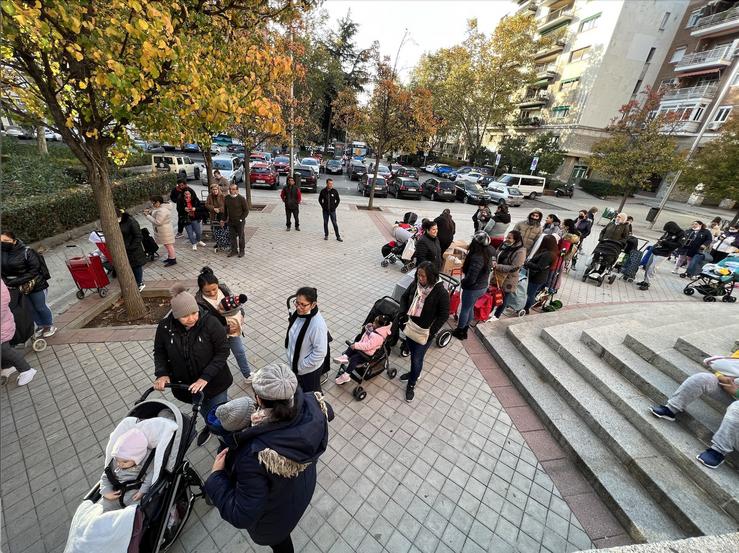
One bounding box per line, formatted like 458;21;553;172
484;0;689;182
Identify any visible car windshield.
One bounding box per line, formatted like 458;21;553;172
252;166;270;173
301;158;319;166
507;187;523;196
295;170;312;177
439;180;455;190
377;165;390;173
402;180;418;187
212;160;233;171
406;169;417;176
274;157;289;163
328;160;341;166
369;177;386;185
497;175;517;185
465;183;484;193
437;165;451;171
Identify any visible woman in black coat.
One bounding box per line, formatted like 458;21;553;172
523;234;558;313
414;219;442;270
638;221;684;290
674;220;713;274
117;209;147;290
452;232;493;340
434;209;456;253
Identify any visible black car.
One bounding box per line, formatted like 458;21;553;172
394;167;418;180
422;178;456;202
455;181;491;204
349;160;367;181
358;175;388;198
293;167;317;192
389;177;421;200
325;159;343;175
227;144;246;153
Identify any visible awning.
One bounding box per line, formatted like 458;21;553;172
677;68;721;78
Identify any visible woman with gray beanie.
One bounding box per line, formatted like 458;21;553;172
205;362;333;553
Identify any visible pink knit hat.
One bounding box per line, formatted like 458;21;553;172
111;428;148;465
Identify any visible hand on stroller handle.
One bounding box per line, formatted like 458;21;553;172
137;382;205;409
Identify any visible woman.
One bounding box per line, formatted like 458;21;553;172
560;218;581;269
542;214;562;238
710;225;739;263
205;362;332;553
637;221;684;291
414;219;442;270
195;267;251;381
398;261;450;402
117;209;147;291
205;184;226;225
285;287;328;393
483;202;511;240
144;195;176;267
452;232;493;340
153;284;232;428
674;220;712;274
472;203;492;233
0;231;56;338
1;281;37;385
491;230;526;320
434;209;456;253
177;189;206;251
523;234;558;313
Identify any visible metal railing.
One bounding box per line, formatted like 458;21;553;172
521;91;550;103
662;83;719;101
693;5;739;31
676;45;734;68
545;4;574;23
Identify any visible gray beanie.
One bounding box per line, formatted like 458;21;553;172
170;284;198;319
252;362;298;402
216;396;256;432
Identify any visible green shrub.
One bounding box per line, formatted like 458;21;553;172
579;179;615;198
2;173;175;243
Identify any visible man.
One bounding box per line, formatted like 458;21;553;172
223;184;248;258
512;210;543;253
599;212;631;243
318;178;342;241
212;169;230;194
170;177;198;238
280;175;302;231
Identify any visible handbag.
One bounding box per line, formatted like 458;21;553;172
403;319;429;345
474;274;504;322
401;238;416;261
19;275;42;295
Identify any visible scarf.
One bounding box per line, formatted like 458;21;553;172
408;283;433;318
285;305;319;375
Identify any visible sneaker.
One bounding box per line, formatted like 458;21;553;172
196;427;211;447
399;372;421;382
335;372;351;385
17;368;37;386
42;326;57;338
164;258;177;266
192;244;197;251
227;252;236;257
405;386;415;402
242;374;253;384
324;236;329;241
175;233;185;239
286;227;291;231
197;241;206;247
638;283;650;291
334;355;349;364
138;284;146;292
337;237;343;242
696;448;725;469
238;252;244;258
650;405;676;421
296;228;301;232
0;367;17;379
486;315;499;322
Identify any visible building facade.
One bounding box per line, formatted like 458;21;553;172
484;0;689;182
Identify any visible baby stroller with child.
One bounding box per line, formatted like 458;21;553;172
582;239;624;287
683;255;739;303
381;212;419;273
64;384;208;553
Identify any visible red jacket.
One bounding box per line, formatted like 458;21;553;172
280;185;302;208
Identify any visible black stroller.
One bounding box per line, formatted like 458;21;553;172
67;384;209;553
581;239;624;287
141;228;160;262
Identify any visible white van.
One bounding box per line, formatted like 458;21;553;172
494;173;546;199
151;154;200;180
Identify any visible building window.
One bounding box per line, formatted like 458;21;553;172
552;106;570;119
691;104;706;122
714;106;733;123
571;164;589;180
631;79;643;96
732;73;739;87
659;12;671;31
645;47;656;63
569;46;590;63
579;13;601;32
560;77;580;91
669;46;686;63
686;9;702;28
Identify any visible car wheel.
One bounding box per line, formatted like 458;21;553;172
194;168;200;180
529;192;538;199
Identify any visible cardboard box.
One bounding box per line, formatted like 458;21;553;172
442;254;464;277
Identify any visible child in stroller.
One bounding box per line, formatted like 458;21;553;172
334;314;392;385
582;239;624;287
381;212;419;272
101;427;155;512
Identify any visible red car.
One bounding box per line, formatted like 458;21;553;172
250;162;279;190
273;155;291;175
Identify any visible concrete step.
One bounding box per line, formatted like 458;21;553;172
540;319;739;533
480;330;686;544
675;321;739;365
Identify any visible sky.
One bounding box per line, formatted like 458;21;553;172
324;0;518;81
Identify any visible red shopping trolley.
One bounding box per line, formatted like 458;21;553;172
65;245;110;299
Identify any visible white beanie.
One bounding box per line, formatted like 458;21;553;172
111;428;148;465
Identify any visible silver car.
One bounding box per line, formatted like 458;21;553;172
486;183;524;206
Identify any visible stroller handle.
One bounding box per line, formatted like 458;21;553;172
136;383;205;411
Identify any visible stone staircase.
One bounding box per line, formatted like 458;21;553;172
476;302;739;544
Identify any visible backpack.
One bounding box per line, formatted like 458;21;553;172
25;247;51;281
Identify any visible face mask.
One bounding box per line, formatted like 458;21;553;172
1;242;12;252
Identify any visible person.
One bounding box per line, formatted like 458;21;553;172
490;230;526;320
434;209;456;254
710;225;739;263
626;215;634;236
318;178;342;241
599;212;630;243
512;210;543;253
574;210;593;242
560;218;581;268
144;195;176;267
1;231;56;338
100;427;153;512
523;234;558;314
205;184;225;225
452;232;493;340
117;209;147;292
204;362;332;553
212;169;230;194
281;176;302;231
472;203;492;233
587;206;599;222
414;219;442;270
398;261;450;402
542;214;562;238
637;221;684;291
285;287;328;393
223;184;248;258
674;221;712;275
153;284;232;430
170;178;198;238
195;267;252;382
709;217;723;239
334;314;392;384
177;189;206;251
0;281;37;386
483;203;510;240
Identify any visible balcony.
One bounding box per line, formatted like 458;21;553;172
691;5;739;38
662;120;701;133
517;0;538;13
675;45;735;72
534;35;567;59
538;5;575;33
519;91;551;107
661;83;719;102
513;116;545;127
534;64;558;81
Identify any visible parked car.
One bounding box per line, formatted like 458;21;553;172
132;139;148;151
422;178;456;202
253;151;273;163
210;144;224;155
146;142;166;153
325;159;343;175
394;166;419;180
212;134;233;146
423;163;438;173
163;142;177;151
348;159;367;181
227;143;246;153
201;155;240;184
2;125;26;138
435;165;458;180
389;176;422;200
249;162;279;189
367;163;392;180
455;181;490;205
273;155;291;175
486;182;524;207
456;166;474;175
293;166;318;192
182;143;200;153
478;175;495;186
495;173;546;199
152;154;200;180
456;171;484;184
300;157;321;176
44;128;62;141
358;175;389;198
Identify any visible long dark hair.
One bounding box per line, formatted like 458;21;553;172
463;237;492;273
257;397;297;421
416;261;439;286
540;235;559;256
197;266;219;290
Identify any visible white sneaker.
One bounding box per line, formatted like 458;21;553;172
42;326;57;338
138;284;146;292
486;315;499;322
17;368;37;386
192;244;197;251
0;367;17;379
335;372;351;385
197;241;206;247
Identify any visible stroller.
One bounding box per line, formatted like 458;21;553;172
381;212;419;272
141;229;160;262
65;384;208;553
582;239;624;287
683;255;739;303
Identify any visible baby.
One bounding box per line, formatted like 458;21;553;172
100;427;153;512
207;396;256;448
335;315;392;385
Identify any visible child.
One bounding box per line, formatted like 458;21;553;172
100;428;153;512
335;315;392;385
207;396;256;449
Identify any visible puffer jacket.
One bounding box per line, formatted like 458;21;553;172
204;390;332;546
678;228;713;257
599;221;630;243
153;307;232;402
1;240;48;292
414;234;442;270
352;324;391;356
652;221;685;257
119;213;147;269
494;242;526;292
461;250;493;291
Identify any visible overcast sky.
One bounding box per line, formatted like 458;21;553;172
324;0;517;80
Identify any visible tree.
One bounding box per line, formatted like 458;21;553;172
1;0;309;319
590;87;684;212
497;132;564;174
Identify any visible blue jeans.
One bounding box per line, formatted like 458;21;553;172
185;220;202;245
494;292;513;318
406;337;432;388
524;281;545;312
132;265;144;286
229;336;251;377
200;390;228;423
457;287;487;329
28;289;53;327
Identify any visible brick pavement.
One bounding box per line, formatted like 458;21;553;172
2;189;696;553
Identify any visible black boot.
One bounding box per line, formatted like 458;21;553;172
405;385;415;402
452;327;468;340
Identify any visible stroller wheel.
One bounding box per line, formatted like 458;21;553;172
703;295;716;302
32;338;47;352
679;273;687;278
550;300;563;309
729;296;737;303
436;330;452;348
387;368;397;379
76;290;85;300
401;265;409;274
683;287;695;296
381;260;390;268
352;386;367;401
517;309;526;317
608;274;617;285
581;273;588;282
597;276;604;287
99;288;109;298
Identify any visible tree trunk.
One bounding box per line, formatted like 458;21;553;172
201;145;214;185
730;207;739;227
324;103;333;152
368;153;381;210
87;142;146;320
36;126;48;156
617;188;631;213
243;156;253;210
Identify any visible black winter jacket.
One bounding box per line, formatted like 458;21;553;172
461;250;493;291
1;240;48;292
318;187;340;212
153;307;232;402
204;390;331;546
434;214;456;253
399;280;450;339
575;217;592;239
652;222;684;257
414;234;442;270
678;228;712;257
525;250;555;285
119;213;147;269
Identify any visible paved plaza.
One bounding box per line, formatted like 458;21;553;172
1;188;699;553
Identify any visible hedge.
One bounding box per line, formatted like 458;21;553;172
579;179;616;199
2;172;175;243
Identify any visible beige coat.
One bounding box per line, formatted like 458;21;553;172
145;204;175;245
494;245;526;292
512;220;542;253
